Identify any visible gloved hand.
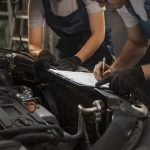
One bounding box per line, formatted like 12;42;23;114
109;66;146;96
35;50;58;69
56;56;81;71
95;75;111;87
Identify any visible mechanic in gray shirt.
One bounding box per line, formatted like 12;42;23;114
93;0;150;99
28;0;113;71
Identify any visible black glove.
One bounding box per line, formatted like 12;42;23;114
35;50;58;69
56;56;81;71
95;75;111;87
109;66;146;96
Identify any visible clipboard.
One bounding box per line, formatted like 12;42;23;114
47;69;109;88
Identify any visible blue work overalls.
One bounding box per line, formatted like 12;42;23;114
125;0;150;99
42;0;113;70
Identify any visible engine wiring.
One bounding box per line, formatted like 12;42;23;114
0;47;35;60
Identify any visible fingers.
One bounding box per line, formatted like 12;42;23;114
93;61;111;80
93;62;103;80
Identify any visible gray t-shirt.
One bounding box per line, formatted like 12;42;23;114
117;0;148;28
28;0;105;28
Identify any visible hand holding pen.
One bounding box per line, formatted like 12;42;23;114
93;57;115;80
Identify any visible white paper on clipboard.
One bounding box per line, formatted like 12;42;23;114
48;69;109;88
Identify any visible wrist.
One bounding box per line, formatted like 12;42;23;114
71;56;82;66
109;64;118;73
29;50;42;58
111;57;129;71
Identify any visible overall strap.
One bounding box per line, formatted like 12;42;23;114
144;0;150;19
42;0;53;14
125;0;142;20
77;0;86;9
76;0;89;22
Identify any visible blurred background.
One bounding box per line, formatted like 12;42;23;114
0;0;127;57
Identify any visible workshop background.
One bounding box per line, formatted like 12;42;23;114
0;0;127;57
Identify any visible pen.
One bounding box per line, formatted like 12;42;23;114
102;57;106;74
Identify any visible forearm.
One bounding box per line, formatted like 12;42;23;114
75;34;104;63
75;12;105;63
111;39;146;70
28;27;43;58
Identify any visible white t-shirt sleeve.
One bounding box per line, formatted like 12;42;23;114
84;0;105;14
117;6;139;28
28;0;45;28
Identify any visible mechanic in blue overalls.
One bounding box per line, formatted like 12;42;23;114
93;0;150;98
28;0;113;71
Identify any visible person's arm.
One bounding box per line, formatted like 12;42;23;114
142;64;150;80
93;24;148;80
111;24;147;70
28;27;43;58
75;12;105;63
28;0;44;58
